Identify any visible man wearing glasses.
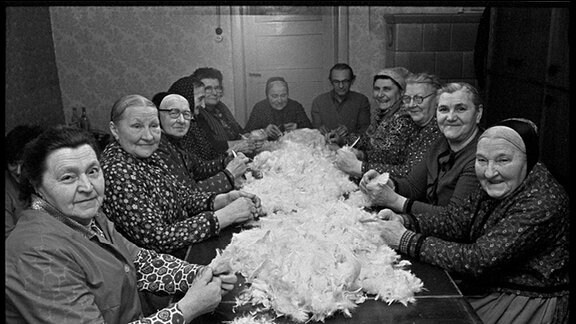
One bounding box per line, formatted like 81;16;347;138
310;63;371;143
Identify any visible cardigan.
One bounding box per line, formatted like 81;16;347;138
396;129;482;217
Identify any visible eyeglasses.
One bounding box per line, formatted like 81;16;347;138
401;93;434;105
158;108;193;120
205;86;223;94
331;79;351;86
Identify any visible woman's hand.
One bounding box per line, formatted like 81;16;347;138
210;263;238;295
225;153;249;179
229;139;255;155
360;171;406;211
372;220;407;250
283;122;297;132
216;271;238;295
214;197;255;229
213;191;264;228
335;149;363;177
359;169;380;193
176;266;222;322
214;190;261;209
265;124;283;139
377;208;404;225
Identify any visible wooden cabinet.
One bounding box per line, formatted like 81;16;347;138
483;7;569;189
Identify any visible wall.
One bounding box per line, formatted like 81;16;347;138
348;6;483;119
50;6;236;132
5;7;65;134
20;6;484;133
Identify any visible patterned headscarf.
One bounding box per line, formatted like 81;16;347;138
167;76;195;108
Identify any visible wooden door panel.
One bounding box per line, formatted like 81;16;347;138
241;7;335;125
250;36;327;68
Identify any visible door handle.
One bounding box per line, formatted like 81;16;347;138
248;72;262;77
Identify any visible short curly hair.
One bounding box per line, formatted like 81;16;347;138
20;125;99;202
191;67;223;84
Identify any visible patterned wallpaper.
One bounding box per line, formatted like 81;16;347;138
50;6;236;132
47;6;483;132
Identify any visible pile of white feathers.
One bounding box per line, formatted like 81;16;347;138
211;129;423;324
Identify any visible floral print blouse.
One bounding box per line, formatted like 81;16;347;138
399;162;569;298
157;133;234;194
101;141;220;254
363;117;442;178
346;109;419;179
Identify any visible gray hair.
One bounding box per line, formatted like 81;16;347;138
110;94;156;123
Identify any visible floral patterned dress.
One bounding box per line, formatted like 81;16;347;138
362;117;442;178
399;162;569;322
157;134;234;194
101;141;220;255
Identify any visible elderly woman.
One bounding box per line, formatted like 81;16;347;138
5;126;238;323
195;67;254;154
370;119;569;323
100;94;263;259
244;76;312;140
330;67;411;150
360;82;484;216
169;75;255;159
155;93;249;194
336;72;442;179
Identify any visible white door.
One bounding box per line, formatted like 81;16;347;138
232;6;339;126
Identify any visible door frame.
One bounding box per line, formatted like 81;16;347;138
230;6;349;126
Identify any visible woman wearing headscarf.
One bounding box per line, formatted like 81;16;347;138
5;126;238;323
336;72;442;179
370;118;569;323
100;94;263;259
169;75;255;159
360;82;484;216
244;76;312;140
329;67;411;151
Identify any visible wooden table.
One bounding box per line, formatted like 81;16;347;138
187;225;483;324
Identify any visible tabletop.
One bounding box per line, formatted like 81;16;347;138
186;226;483;324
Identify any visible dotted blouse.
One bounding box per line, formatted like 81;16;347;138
400;162;569;298
157;133;234;194
363;116;442;178
180;121;226;161
101;141;220;254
